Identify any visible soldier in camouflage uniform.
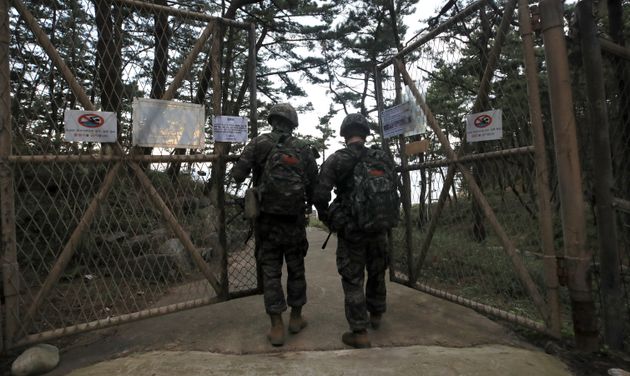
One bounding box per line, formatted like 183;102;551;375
232;103;318;346
313;113;393;349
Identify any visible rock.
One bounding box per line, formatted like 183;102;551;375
11;344;59;376
127;254;181;282
609;369;630;376
158;239;193;274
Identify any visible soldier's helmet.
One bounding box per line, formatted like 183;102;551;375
267;103;298;128
340;113;370;138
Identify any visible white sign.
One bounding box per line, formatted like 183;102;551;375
465;109;503;142
64;110;117;143
403;84;427;137
381;102;414;138
132;98;205;148
212;116;248;143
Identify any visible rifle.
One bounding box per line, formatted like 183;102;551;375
321;231;333;250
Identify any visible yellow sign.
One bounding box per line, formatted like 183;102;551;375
404;139;429;155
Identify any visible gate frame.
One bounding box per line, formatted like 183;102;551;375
375;0;562;337
0;0;258;350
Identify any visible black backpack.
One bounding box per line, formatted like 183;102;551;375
258;134;308;216
348;147;400;232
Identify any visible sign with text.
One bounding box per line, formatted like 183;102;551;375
64;110;117;143
212;116;248;143
465;109;503;142
403;85;427;137
381;102;413;138
132;98;205;148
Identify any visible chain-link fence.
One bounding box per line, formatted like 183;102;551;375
2;0;258;349
376;0;563;335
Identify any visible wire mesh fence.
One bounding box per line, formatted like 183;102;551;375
3;0;258;348
377;0;561;334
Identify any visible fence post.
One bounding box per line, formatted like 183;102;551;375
517;0;561;337
0;0;18;349
210;23;230;299
539;0;599;351
576;0;624;350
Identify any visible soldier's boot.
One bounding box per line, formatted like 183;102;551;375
267;314;285;346
288;306;307;334
342;330;371;349
369;313;382;330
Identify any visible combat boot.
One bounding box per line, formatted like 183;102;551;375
342;329;371;348
370;312;382;329
289;306;307;334
267;314;285;346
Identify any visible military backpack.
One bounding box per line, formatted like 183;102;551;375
348;147;400;232
259;134;308;216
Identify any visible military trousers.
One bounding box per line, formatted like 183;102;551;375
336;224;388;331
257;213;308;314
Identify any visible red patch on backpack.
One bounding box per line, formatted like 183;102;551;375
368;169;385;176
281;154;299;165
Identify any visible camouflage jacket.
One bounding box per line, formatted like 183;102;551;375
232;129;318;208
313;142;395;219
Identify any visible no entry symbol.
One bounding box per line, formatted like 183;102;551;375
473;114;493;128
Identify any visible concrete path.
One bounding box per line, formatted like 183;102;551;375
45;228;571;375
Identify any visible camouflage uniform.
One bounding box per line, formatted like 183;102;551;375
232;128;318;315
313;142;392;331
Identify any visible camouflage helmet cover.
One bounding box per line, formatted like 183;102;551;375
340;113;370;138
267;103;299;128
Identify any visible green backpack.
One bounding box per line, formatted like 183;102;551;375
259;134;308;216
349;147;400;232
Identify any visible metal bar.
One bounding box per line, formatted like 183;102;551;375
210;26;230;299
20;163;122;336
395;58;550;322
410;282;550;334
0;0;15;349
539;0;599;351
599;37;630;61
129;162;222;295
404;146;535;171
577;0;623;349
518;0;561;337
8;154;236;164
113;0;249;28
11;0;94;110
162;22;215;101
378;0;487;70
10;296;221;349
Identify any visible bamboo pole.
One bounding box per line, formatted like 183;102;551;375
248;23;258;137
11;296;221;349
20;163;122;335
404;146;534;171
395;58;549;321
113;0;249;28
599;37;630;61
162;22;214;101
576;0;623;349
539;0;598;351
0;0;15;348
129;163;222;295
613;197;630;214
518;0;561;337
8;153;233;164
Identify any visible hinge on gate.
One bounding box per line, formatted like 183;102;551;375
556;256;568;286
530;5;542;33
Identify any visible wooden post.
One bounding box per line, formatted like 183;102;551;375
518;0;561;337
248;23;257;137
576;0;623;349
539;0;599;351
210;24;229;299
0;0;16;347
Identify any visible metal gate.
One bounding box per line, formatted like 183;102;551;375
375;0;563;337
1;0;259;349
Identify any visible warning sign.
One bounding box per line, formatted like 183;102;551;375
213;116;248;143
465;109;503;142
64;110;117;143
